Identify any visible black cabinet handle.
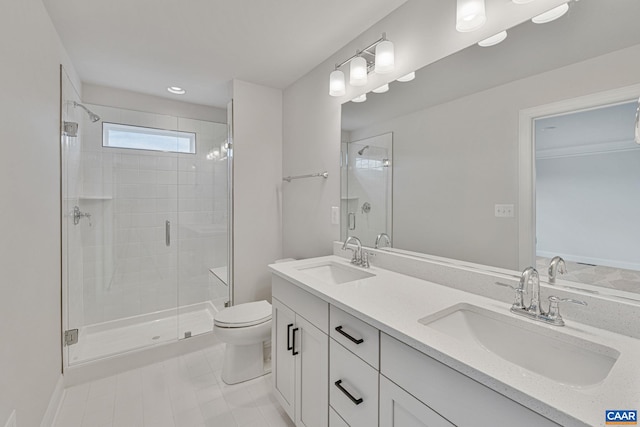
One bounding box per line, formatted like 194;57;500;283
287;323;294;351
335;326;364;345
334;380;363;405
292;328;299;355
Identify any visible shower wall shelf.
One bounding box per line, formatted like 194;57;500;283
282;171;329;182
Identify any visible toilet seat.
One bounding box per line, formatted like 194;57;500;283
214;300;272;328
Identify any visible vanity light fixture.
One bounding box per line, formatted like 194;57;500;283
397;72;415;82
372;84;389;94
329;70;346;96
456;0;487;32
478;31;508;47
352;94;367;103
350;56;368;86
532;3;569;24
329;33;394;97
167;86;186;95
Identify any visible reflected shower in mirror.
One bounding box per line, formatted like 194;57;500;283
341;0;640;300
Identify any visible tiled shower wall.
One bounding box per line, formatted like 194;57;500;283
76;105;228;325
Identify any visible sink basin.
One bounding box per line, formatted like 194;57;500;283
419;303;619;387
296;261;375;285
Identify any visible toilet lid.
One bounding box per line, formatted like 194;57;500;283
214;300;272;328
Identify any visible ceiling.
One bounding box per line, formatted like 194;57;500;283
342;0;640;131
42;0;408;108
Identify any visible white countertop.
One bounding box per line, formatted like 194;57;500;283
269;255;640;427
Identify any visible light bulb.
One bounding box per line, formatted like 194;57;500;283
375;40;395;74
352;94;367;103
456;0;486;32
329;70;346;97
478;31;508;47
372;84;389;94
350;56;368;86
532;3;569;24
397;72;415;83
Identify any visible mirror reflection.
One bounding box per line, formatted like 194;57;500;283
341;0;640;298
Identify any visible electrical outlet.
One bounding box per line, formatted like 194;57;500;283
331;206;340;225
495;204;514;218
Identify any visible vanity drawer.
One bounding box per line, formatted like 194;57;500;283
330;338;378;427
330;305;379;369
329;407;349;427
272;275;328;333
380;333;560;427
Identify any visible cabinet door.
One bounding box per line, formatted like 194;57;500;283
295;315;329;427
380;376;454;427
272;298;296;421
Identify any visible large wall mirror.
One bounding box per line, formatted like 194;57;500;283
341;0;640;301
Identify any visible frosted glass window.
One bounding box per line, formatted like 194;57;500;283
103;122;196;154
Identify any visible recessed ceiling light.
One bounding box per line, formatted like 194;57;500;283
352;94;367;103
397;72;415;83
478;31;508;47
167;86;186;95
532;3;569;24
372;84;389;94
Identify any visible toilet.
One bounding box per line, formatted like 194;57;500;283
214;300;273;385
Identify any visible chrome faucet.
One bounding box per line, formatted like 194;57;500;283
374;233;391;249
342;236;362;265
548;256;567;284
498;266;586;326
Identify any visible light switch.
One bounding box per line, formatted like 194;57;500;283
495;204;515;218
331;206;340;225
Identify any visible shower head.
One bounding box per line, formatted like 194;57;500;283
357;145;369;155
73;102;101;123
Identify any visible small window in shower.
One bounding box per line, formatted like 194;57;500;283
103;122;196;154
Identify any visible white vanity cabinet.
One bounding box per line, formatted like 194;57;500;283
380;333;561;427
272;276;329;427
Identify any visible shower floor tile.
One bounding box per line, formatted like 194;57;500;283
54;343;293;427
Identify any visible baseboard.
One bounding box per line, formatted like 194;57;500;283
41;375;64;427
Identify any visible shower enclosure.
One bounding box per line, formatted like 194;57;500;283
61;70;231;366
341;133;393;247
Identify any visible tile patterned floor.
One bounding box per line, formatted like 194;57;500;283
537;257;640;294
54;343;294;427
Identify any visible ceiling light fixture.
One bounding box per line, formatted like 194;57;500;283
532;3;569;24
372;84;389;94
167;86;186;95
329;33;394;97
397;72;415;83
478;31;508;47
456;0;487;32
352;94;367;103
512;0;535;4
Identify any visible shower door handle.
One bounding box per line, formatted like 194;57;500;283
165;220;171;247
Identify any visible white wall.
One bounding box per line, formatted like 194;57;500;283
347;44;640;269
281;0;567;259
537;149;640;270
0;0;80;425
82;83;226;123
231;80;283;304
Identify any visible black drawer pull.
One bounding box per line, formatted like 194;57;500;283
287;323;294;351
335;325;364;344
334;380;363;405
292;327;299;355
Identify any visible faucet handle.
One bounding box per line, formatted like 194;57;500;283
546;296;587;326
495;282;526;310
